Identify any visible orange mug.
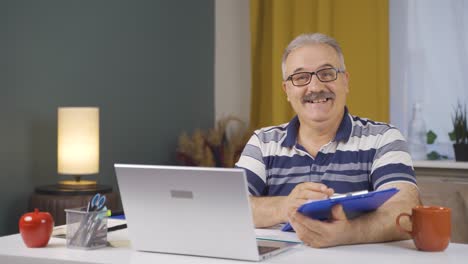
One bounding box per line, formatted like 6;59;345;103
396;205;451;251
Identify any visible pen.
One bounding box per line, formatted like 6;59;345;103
84;208;108;247
108;224;127;232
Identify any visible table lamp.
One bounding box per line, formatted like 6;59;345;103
57;107;99;188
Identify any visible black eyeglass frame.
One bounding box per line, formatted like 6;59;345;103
285;68;345;86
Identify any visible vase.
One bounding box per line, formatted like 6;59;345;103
453;144;468;162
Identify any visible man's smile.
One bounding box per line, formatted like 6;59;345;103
304;98;332;104
301;92;335;104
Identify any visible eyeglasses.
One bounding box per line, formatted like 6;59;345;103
286;68;345;87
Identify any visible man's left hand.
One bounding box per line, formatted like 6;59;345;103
288;204;353;248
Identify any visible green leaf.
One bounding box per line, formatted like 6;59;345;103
448;131;456;141
426;130;437;144
426;151;441;160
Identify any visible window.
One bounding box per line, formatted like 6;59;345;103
390;0;468;159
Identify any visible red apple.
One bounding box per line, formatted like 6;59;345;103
19;208;54;248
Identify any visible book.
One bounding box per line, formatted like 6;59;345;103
282;188;399;232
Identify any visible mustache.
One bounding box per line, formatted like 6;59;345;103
302;91;336;103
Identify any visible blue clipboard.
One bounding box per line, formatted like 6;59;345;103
282;187;399;232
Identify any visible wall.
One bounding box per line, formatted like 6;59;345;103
214;0;251;125
0;0;214;236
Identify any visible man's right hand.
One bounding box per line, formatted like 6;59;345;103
280;182;334;222
250;182;334;227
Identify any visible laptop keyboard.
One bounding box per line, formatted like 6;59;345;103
258;245;280;255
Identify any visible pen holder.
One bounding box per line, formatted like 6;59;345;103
65;207;108;250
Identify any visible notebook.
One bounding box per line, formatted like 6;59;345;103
114;164;298;261
282;188;399;232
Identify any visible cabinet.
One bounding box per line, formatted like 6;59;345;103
29;185;120;226
414;161;468;244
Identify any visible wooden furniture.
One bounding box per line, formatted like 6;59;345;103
414;161;468;244
29;185;120;226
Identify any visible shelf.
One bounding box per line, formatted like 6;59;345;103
413;160;468;170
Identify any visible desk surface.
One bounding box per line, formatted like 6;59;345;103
0;229;467;264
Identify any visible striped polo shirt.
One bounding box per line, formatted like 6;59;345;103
235;108;416;196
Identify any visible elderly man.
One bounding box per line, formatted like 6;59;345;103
236;33;420;248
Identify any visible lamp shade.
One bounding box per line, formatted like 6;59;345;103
58;107;99;175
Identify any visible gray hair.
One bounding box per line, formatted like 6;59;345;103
281;33;346;80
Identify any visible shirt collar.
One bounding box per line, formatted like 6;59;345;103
281;107;352;148
281;116;300;147
334;106;352;142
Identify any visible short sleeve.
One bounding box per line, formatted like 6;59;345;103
370;128;417;190
235;133;267;196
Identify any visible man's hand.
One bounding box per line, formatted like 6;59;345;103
279;183;334;223
288;204;351;248
287;183;420;248
250;182;333;227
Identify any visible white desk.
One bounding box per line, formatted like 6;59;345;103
0;229;467;264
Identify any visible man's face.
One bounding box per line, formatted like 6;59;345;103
282;44;349;124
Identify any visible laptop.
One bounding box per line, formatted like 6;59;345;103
114;164;298;261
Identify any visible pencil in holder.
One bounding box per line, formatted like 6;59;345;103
65;207;108;250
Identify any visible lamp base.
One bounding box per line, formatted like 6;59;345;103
58;180;97;189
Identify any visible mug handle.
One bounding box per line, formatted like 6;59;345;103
396;213;413;235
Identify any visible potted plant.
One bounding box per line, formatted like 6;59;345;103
425;130;448;160
449;102;468;161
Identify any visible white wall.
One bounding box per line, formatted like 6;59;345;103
214;0;251;125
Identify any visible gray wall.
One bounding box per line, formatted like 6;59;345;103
0;0;214;235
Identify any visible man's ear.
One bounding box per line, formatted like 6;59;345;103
343;71;350;94
282;82;290;101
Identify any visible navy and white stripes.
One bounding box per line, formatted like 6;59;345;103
236;108;416;196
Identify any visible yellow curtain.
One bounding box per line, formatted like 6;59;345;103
250;0;389;129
